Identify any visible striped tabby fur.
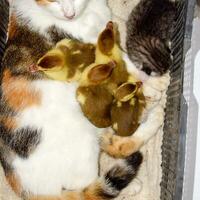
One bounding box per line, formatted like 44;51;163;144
126;0;176;75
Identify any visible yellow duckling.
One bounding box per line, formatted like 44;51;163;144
79;21;130;90
36;21;135;87
37;39;95;81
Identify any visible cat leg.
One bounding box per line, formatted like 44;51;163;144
100;131;142;158
101;105;164;158
141;82;163;115
29;152;142;200
144;73;170;92
141;73;169;114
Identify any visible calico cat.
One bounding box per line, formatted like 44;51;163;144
126;0;176;75
0;0;167;199
0;1;144;200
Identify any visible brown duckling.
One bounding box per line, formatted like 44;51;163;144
111;82;146;136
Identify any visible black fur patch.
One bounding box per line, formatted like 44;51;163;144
47;25;76;44
102;152;143;198
0;124;41;158
126;151;143;169
105;165;134;191
0;145;13;173
2;22;51;79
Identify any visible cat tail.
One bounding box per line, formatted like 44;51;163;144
126;35;172;75
29;152;143;200
80;151;143;200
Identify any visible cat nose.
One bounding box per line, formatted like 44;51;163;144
64;12;75;19
62;2;75;20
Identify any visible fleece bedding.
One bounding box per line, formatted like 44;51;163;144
0;1;170;199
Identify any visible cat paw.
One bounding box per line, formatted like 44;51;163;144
145;73;170;91
100;132;143;158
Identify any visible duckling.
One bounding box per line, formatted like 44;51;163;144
36;21;128;87
76;61;116;128
79;21;129;92
77;65;146;133
111;82;146;136
37;39;95;81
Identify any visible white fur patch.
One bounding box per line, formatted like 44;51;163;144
12;0;111;43
13;80;104;195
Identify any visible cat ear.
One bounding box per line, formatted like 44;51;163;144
37;51;65;70
88;61;116;84
98;21;115;55
115;82;142;102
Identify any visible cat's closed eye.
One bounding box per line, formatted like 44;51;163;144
35;0;58;4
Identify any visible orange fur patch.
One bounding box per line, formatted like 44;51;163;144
28;185;103;200
8;14;18;40
30;191;81;200
35;0;54;5
84;193;102;200
29;196;62;200
1;116;17;130
101;133;143;158
62;191;81;200
2;70;41;111
6;173;22;196
83;183;103;200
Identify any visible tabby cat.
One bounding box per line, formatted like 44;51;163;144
126;0;176;75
